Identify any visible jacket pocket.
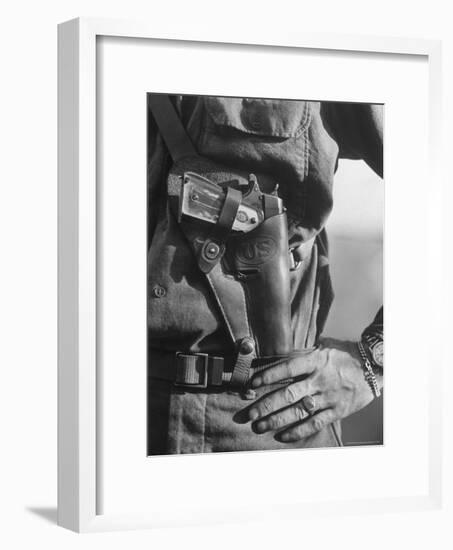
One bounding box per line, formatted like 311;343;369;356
203;97;311;138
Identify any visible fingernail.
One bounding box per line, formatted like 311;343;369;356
255;421;267;433
279;433;291;442
251;377;262;388
249;408;259;421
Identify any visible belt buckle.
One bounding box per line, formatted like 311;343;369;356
174;352;209;389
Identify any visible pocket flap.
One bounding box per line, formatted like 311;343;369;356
204;97;310;138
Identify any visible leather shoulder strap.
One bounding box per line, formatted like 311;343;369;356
147;94;197;162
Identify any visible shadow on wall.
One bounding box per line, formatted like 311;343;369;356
324;159;384;446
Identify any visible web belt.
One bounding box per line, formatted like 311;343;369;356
149;349;233;388
148;349;292;390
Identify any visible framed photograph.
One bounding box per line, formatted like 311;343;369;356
58;17;442;532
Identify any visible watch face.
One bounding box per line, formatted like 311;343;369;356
371;341;384;367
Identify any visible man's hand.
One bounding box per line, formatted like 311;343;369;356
247;338;383;442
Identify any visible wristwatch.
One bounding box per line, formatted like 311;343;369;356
361;333;383;371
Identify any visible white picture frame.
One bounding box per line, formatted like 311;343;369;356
58;17;443;532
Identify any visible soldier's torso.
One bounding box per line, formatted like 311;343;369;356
147;96;341;454
148;97;338;353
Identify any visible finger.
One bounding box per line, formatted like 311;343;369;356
278;409;338;442
251;351;318;388
248;379;313;421
254;393;330;434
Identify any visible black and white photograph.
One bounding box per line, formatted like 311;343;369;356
147;94;384;455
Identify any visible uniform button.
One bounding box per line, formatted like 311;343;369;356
152;284;166;298
205;242;220;260
239;337;255;355
248;116;261;130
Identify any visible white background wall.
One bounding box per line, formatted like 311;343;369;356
0;1;451;548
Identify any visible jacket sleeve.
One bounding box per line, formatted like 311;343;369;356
321;102;383;178
362;307;383;337
322;102;384;349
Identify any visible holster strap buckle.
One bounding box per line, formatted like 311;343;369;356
174;352;224;388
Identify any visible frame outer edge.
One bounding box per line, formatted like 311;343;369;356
58;18;81;532
77;16;98;532
58;16;98;533
56;16;443;532
427;40;443;509
76;16;438;56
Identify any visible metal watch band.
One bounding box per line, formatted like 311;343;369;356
357;341;381;398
